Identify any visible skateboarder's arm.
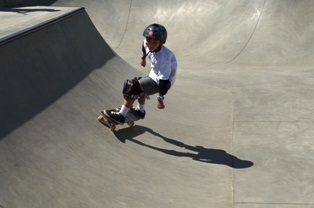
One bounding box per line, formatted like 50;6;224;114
141;42;147;67
142;43;146;56
169;54;178;86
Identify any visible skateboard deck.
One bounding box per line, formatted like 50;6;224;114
98;108;140;131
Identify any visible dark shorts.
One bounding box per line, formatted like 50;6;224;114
139;76;159;95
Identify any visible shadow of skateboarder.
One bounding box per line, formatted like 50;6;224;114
113;126;254;169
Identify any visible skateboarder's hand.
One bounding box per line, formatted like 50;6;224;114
140;58;146;67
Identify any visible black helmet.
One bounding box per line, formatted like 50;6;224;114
143;23;167;44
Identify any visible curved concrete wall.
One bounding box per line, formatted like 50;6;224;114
1;1;314;207
51;0;314;65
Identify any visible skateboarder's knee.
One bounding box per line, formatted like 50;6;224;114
122;77;143;100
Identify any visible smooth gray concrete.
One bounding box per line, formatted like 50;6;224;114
1;1;314;207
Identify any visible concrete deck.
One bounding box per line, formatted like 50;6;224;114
1;1;314;207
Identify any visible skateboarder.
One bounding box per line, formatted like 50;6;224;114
103;23;178;123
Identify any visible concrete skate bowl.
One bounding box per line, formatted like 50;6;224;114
1;0;314;207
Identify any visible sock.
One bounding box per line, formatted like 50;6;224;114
136;103;145;112
137;104;145;112
119;105;129;117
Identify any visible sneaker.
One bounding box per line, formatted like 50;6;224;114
104;110;126;123
130;108;146;119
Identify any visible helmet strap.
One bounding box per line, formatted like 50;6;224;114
154;44;162;52
141;44;162;59
141;51;151;59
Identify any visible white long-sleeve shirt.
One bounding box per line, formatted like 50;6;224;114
143;39;178;86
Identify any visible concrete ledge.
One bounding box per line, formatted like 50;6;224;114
0;6;82;44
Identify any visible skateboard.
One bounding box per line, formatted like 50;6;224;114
97;108;140;131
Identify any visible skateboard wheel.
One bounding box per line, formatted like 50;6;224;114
97;115;103;121
110;125;116;131
127;121;134;127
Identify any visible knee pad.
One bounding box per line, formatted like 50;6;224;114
122;77;143;100
158;79;171;95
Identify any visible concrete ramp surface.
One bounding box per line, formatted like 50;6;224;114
1;1;314;208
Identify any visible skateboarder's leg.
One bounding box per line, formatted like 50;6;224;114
138;95;146;105
104;99;134;123
106;77;142;122
120;98;137;117
123;99;134;109
130;95;146;119
137;95;146;111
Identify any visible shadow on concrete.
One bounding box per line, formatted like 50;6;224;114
113;126;254;169
0;9;115;139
